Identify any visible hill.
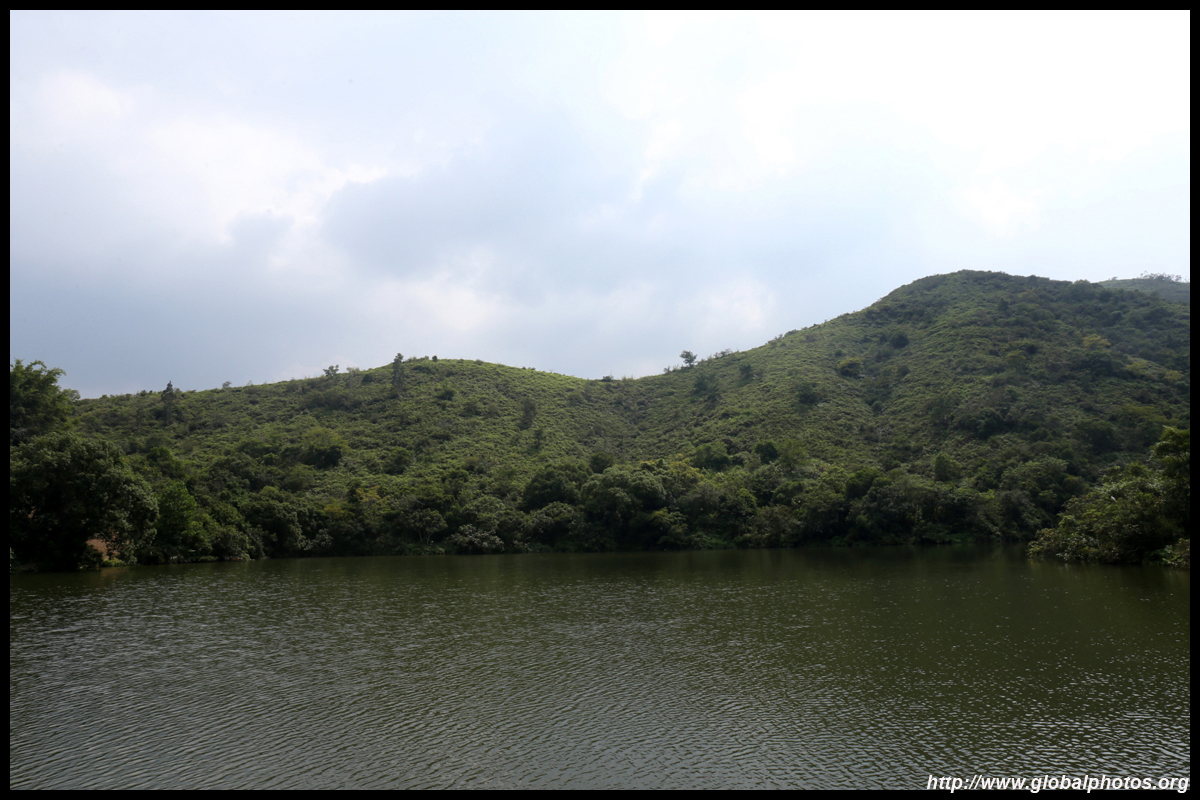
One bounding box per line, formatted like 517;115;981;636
1099;275;1190;304
22;270;1194;562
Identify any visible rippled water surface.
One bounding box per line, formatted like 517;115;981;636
10;547;1190;789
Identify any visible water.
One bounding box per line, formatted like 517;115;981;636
10;546;1191;789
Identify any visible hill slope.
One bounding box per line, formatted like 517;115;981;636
65;270;1190;559
1098;276;1189;304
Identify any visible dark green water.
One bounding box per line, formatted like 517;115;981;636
9;546;1190;789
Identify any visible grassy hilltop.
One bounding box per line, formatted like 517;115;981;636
14;270;1192;566
1098;275;1190;305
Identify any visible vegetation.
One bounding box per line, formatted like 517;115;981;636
10;271;1190;569
10;359;79;445
1099;272;1190;305
1029;427;1189;566
11;433;158;569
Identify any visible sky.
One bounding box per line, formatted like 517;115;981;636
10;11;1190;398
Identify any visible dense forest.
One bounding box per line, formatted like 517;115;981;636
10;271;1190;570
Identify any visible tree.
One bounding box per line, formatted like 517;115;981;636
526;501;586;548
10;432;158;569
522;462;589;509
300;427;347;469
795;380;820;407
391;353;405;398
384;447;413;475
160;381;179;422
10;360;78;446
519;398;537;430
581;465;668;532
589;452;615;474
148;480;208;563
1030;427;1190;564
836;357;863;377
933;453;961;483
323;365;340;378
754;441;780;464
1152;426;1190;532
692;441;730;470
693;372;718;401
680;350;697;368
241;486;306;556
776;439;808;473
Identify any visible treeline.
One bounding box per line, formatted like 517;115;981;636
11;426;1188;570
1029;426;1189;567
6;425;1059;568
11;363;1188;569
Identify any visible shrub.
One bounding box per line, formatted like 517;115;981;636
836;358;862;377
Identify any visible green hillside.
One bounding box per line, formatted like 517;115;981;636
1099;275;1190;304
12;271;1191;566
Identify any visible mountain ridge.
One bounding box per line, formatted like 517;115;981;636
32;269;1190;561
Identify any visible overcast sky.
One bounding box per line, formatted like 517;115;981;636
10;11;1190;398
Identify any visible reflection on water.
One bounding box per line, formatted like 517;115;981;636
10;546;1191;788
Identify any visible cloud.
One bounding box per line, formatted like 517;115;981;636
9;11;1190;397
961;179;1042;236
143;114;385;243
13;66;389;286
33;69;136;132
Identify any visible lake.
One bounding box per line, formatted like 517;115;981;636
9;546;1191;789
